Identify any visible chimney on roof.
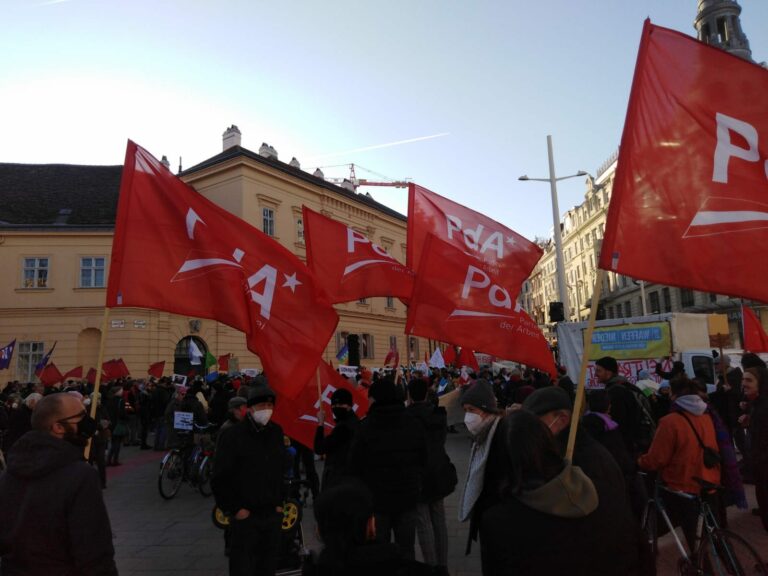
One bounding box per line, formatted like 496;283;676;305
55;208;72;225
223;125;242;151
313;168;325;180
289;157;301;169
258;143;278;160
160;155;170;169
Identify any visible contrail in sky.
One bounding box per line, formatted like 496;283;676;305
311;132;450;160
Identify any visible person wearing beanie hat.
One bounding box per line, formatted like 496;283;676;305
314;386;361;492
458;379;507;564
212;373;285;575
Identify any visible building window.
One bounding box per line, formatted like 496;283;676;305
358;298;368;305
262;208;275;237
386;296;395;309
17;341;44;382
624;301;632;318
337;331;349;354
389;335;397;352
616;305;623;319
649;291;660;314
23;257;49;288
361;333;374;359
409;336;420;363
80;257;106;288
680;288;695;308
709;293;717;303
662;287;672;313
296;217;304;243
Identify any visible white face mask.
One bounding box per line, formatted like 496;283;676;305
464;412;485;436
250;408;273;426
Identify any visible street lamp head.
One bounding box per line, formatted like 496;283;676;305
518;175;530;181
576;170;588;177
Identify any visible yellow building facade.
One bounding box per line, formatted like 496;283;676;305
0;128;426;383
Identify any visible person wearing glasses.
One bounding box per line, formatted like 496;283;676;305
0;392;118;576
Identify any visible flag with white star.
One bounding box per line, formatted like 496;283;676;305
108;141;339;398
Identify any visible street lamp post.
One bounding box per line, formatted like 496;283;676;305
519;135;586;322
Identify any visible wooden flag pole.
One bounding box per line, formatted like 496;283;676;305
316;367;323;400
85;306;110;460
566;268;605;462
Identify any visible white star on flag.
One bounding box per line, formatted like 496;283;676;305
505;236;516;246
282;272;302;292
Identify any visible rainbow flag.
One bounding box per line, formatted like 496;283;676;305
336;344;349;365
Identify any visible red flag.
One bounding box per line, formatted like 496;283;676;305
86;367;98;385
107;141;338;398
148;361;165;379
743;306;768;353
458;347;480;373
272;359;370;450
406;234;556;377
102;358;130;380
600;20;768;302
407;184;542;300
383;348;400;368
39;362;64;387
443;345;457;366
62;366;83;380
218;354;230;373
303;206;415;303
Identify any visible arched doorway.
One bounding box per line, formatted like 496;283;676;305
174;336;209;378
77;328;101;372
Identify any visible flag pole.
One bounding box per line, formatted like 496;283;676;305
566;268;605;461
85;307;110;460
316;367;322;399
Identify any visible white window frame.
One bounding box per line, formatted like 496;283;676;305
80;256;106;288
262;207;275;237
17;341;44;382
23;257;49;289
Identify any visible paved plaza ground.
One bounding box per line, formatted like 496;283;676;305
104;431;767;576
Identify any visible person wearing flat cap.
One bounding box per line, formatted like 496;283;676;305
458;378;507;569
212;379;285;576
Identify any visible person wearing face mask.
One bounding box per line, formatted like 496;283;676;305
458;378;507;568
314;388;360;492
212;380;285;576
0;392;118;575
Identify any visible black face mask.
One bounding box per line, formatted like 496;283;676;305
63;414;98;446
332;407;351;421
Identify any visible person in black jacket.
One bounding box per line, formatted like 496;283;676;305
211;382;285;576
405;378;454;575
0;393;117;575
348;376;427;561
314;388;360;491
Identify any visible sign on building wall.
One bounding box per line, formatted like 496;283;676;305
133;320;147;328
111;320;125;329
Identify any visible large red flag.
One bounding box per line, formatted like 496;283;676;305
272;360;370;450
600;21;768;302
303;206;415;303
39;363;64;387
457;347;480;372
742;306;768;353
407;184;542;299
62;366;83;381
148;361;165;379
406;234;556;377
107;141;338;398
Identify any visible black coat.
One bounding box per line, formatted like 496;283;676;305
604;376;641;453
5;406;32;451
405;402;452;502
348;403;427;513
314;412;360;490
0;431;117;576
211;417;285;515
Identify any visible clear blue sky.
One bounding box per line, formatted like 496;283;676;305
2;0;766;240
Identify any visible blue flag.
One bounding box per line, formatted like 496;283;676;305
35;341;57;376
0;339;15;370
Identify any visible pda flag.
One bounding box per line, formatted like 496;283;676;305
600;20;768;302
457;347;480;373
39;363;64;387
62;366;83;381
148;361;165;379
443;345;457;367
742;306;768;353
102;359;130;380
303;206;415;302
0;339;15;370
428;347;445;369
107;141;338;399
407;184;542;300
406;234;556;378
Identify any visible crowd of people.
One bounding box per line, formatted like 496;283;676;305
0;349;766;576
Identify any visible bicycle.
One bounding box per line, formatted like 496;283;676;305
640;474;765;575
158;424;215;500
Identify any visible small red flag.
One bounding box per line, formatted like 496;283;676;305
148;361;165;379
303;206;415;303
600;21;768;302
107;142;338;398
458;347;480;373
272;359;370;450
39;362;64;387
406;234;556;377
383;348;400;368
443;345;457;366
103;358;130;380
62;366;83;381
743;306;768;353
407;184;542;300
218;354;230;373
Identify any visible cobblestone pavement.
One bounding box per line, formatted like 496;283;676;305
104;433;766;576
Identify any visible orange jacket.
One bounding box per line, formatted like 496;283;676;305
638;410;720;494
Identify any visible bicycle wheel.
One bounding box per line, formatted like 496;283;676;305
641;501;659;559
158;451;184;500
197;455;213;497
698;529;766;576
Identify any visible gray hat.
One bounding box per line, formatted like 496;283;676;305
523;386;573;416
460;379;499;413
228;396;247;409
247;381;276;406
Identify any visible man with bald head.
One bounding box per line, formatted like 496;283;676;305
0;393;118;575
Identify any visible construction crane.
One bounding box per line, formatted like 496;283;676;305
317;163;410;191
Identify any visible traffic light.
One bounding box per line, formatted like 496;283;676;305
549;301;565;322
